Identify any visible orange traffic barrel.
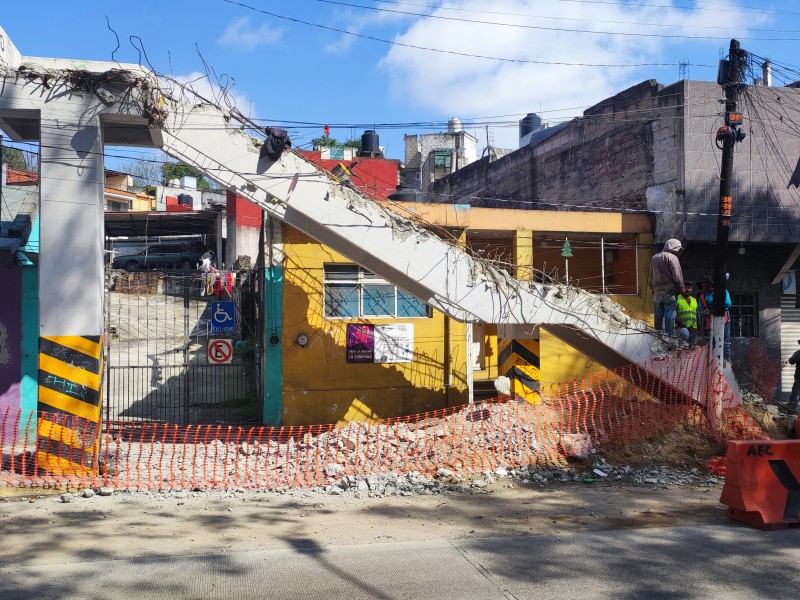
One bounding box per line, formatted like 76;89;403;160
720;440;800;530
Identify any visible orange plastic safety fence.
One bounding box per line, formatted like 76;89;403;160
0;352;767;491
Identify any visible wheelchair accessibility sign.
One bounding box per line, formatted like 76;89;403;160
211;301;236;334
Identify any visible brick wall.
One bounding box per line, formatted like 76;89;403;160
432;78;800;244
432;80;673;214
683;80;800;243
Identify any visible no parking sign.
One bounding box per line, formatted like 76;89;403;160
208;339;233;364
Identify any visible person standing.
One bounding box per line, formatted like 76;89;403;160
698;275;732;361
786;340;800;413
675;282;699;343
648;239;685;334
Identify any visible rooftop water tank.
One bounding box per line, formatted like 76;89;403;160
361;130;380;155
448;117;463;133
179;175;197;190
519;113;542;140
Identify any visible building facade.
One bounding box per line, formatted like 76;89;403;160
429;79;800;390
266;203;652;425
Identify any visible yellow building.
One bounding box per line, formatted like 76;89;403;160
270;203;653;425
104;170;153;212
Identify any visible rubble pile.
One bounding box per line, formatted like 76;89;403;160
110;272;163;294
49;458;721;503
87;398;703;492
5;393;760;493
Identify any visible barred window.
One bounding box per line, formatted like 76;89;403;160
731;293;758;337
324;264;431;319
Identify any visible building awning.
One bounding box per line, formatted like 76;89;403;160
104;210;220;238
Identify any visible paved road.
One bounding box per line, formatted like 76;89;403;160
2;524;798;599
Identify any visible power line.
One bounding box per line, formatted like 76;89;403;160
222;0;693;68
315;0;800;42
358;0;800;21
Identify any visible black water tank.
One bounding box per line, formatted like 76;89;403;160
361;130;379;155
519;113;542;139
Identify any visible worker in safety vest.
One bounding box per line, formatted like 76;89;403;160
675;283;698;344
698;275;731;361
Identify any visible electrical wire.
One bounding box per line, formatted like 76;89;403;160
221;0;694;68
314;0;800;42
357;0;800;19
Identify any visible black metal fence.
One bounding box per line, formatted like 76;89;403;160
105;270;261;425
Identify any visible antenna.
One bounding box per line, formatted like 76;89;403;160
679;60;689;80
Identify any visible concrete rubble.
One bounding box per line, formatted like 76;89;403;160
43;460;721;504
4;397;741;493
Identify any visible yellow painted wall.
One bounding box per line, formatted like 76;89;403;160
281;228;469;425
538;329;608;388
508;230;655;388
472;323;499;380
131;193;153;212
537;232;655;387
279;205;655;421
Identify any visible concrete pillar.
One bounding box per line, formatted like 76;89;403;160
513;230;534;281
226;190;263;268
263;216;284;425
498;231;541;403
39;116;105;337
37;115;105;475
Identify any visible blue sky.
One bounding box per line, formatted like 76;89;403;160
3;0;800;168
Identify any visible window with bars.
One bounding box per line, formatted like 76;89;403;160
324;264;431;319
731;293;758;338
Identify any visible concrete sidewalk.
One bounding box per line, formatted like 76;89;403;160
2;525;798;600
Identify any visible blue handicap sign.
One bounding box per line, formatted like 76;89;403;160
211;301;236;334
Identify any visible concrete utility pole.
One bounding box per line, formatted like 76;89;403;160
712;39;747;368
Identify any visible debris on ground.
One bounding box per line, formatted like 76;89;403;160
739;391;797;439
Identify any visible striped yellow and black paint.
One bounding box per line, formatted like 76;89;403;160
37;335;103;475
498;338;541;404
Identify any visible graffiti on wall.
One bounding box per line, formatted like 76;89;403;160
0;269;23;437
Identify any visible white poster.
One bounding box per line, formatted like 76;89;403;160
374;324;414;364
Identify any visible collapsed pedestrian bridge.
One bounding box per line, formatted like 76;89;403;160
0;28;736;469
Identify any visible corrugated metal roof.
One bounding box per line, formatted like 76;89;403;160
527;122;568;148
105;210;219;238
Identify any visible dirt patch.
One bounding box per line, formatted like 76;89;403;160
599;423;726;470
740;402;796;439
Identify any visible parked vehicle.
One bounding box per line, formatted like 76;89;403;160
112;244;207;271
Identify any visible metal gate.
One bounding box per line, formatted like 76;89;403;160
105;270;261;425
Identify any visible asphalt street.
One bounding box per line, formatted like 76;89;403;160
2;524;798;600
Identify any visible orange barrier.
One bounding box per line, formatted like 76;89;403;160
720;440;800;529
0;350;767;491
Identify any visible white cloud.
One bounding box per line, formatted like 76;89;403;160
324;1;416;55
218;17;283;51
168;72;258;119
379;0;770;149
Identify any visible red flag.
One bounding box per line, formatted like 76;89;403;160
323;124;330;137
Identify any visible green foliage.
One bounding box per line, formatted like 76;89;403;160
233;338;258;362
312;136;338;148
160;161;212;190
311;136;362;152
1;147;27;171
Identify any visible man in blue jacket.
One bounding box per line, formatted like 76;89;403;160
698;275;732;361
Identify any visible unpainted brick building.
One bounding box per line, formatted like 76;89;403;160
430;79;800;386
